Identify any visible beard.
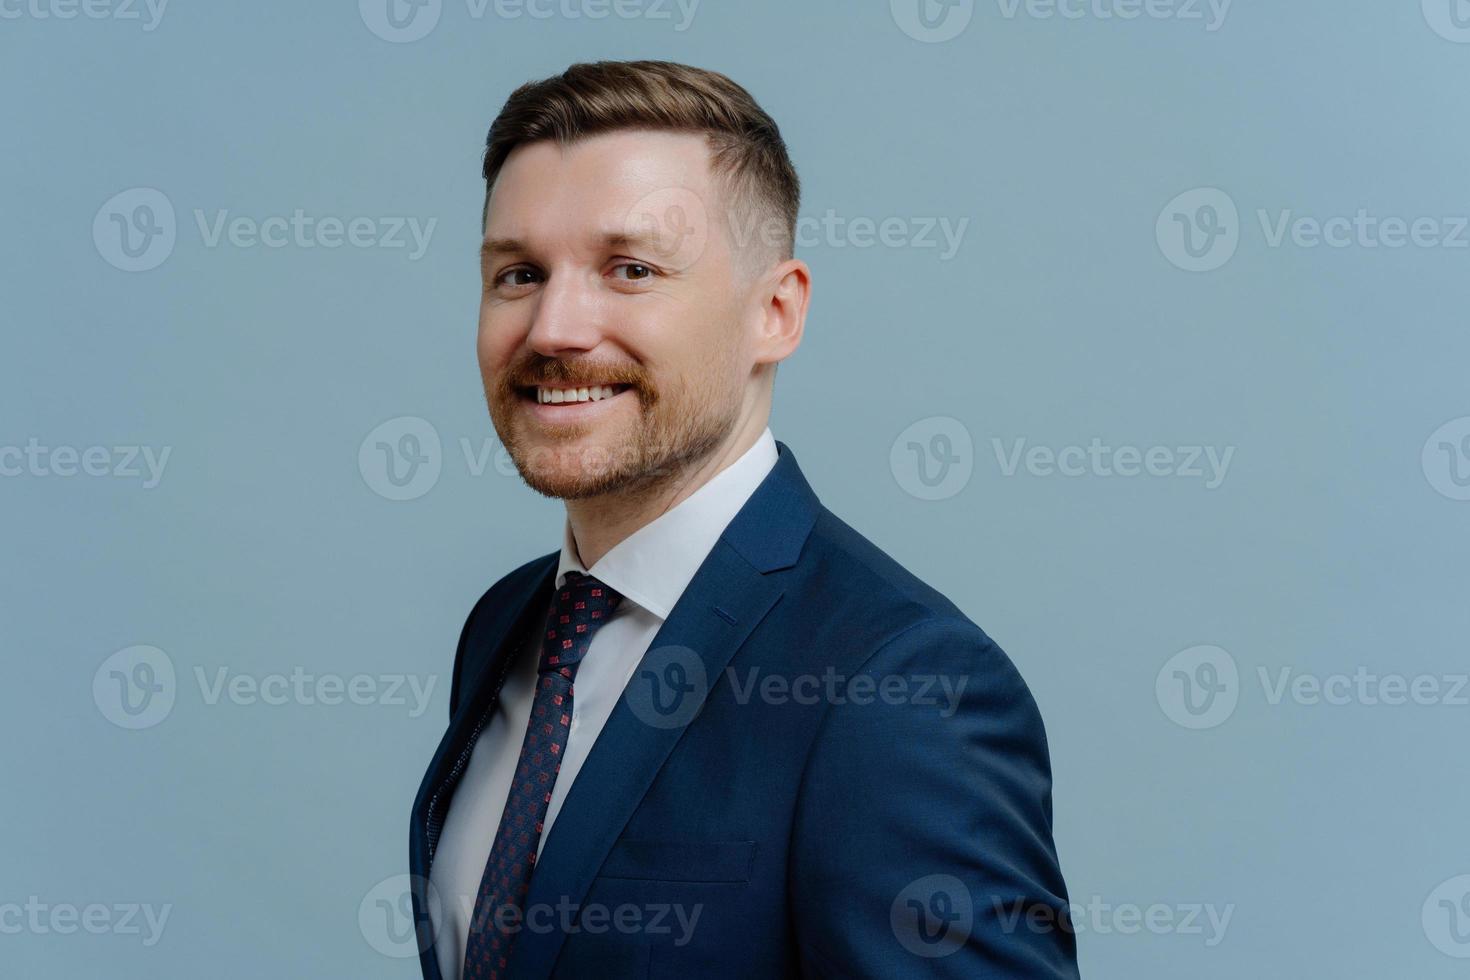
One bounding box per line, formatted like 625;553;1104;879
484;351;744;501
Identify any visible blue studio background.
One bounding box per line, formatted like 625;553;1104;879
3;1;1469;976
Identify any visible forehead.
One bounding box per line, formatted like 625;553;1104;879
484;129;721;246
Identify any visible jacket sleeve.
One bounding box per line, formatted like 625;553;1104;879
789;617;1079;978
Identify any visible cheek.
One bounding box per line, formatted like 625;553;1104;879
477;305;521;369
635;294;729;363
686;300;748;375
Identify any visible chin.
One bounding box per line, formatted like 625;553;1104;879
510;440;640;500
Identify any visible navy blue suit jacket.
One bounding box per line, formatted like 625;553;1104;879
409;440;1078;978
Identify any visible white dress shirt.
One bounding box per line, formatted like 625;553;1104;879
429;427;779;980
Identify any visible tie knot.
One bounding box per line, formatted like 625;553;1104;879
539;571;623;675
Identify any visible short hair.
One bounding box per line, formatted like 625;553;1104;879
481;60;801;265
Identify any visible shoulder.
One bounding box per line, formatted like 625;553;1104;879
795;506;1015;677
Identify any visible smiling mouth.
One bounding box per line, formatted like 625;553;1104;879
516;383;634;405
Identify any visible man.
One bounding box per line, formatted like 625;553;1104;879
409;60;1078;979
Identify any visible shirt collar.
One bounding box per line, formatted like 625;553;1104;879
554;427;779;620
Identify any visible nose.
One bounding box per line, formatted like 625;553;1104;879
524;269;607;358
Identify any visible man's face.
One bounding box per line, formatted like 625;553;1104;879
479;129;759;500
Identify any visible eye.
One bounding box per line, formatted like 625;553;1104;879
494;266;541;290
609;262;657;282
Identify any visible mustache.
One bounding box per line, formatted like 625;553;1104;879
506;359;645;389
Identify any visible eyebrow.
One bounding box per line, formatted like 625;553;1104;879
479;231;668;263
480;238;526;262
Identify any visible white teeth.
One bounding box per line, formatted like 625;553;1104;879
537;384;621;404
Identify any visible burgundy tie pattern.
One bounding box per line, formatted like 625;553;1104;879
462;570;623;979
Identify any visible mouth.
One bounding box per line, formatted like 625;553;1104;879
518;383;632;405
514;382;636;420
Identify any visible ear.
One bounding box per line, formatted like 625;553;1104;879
751;258;811;367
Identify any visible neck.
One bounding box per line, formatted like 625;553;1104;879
565;414;767;569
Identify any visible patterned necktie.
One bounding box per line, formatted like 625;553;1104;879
462;570;623;979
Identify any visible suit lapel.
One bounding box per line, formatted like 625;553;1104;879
507;440;820;980
410;554;558;980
